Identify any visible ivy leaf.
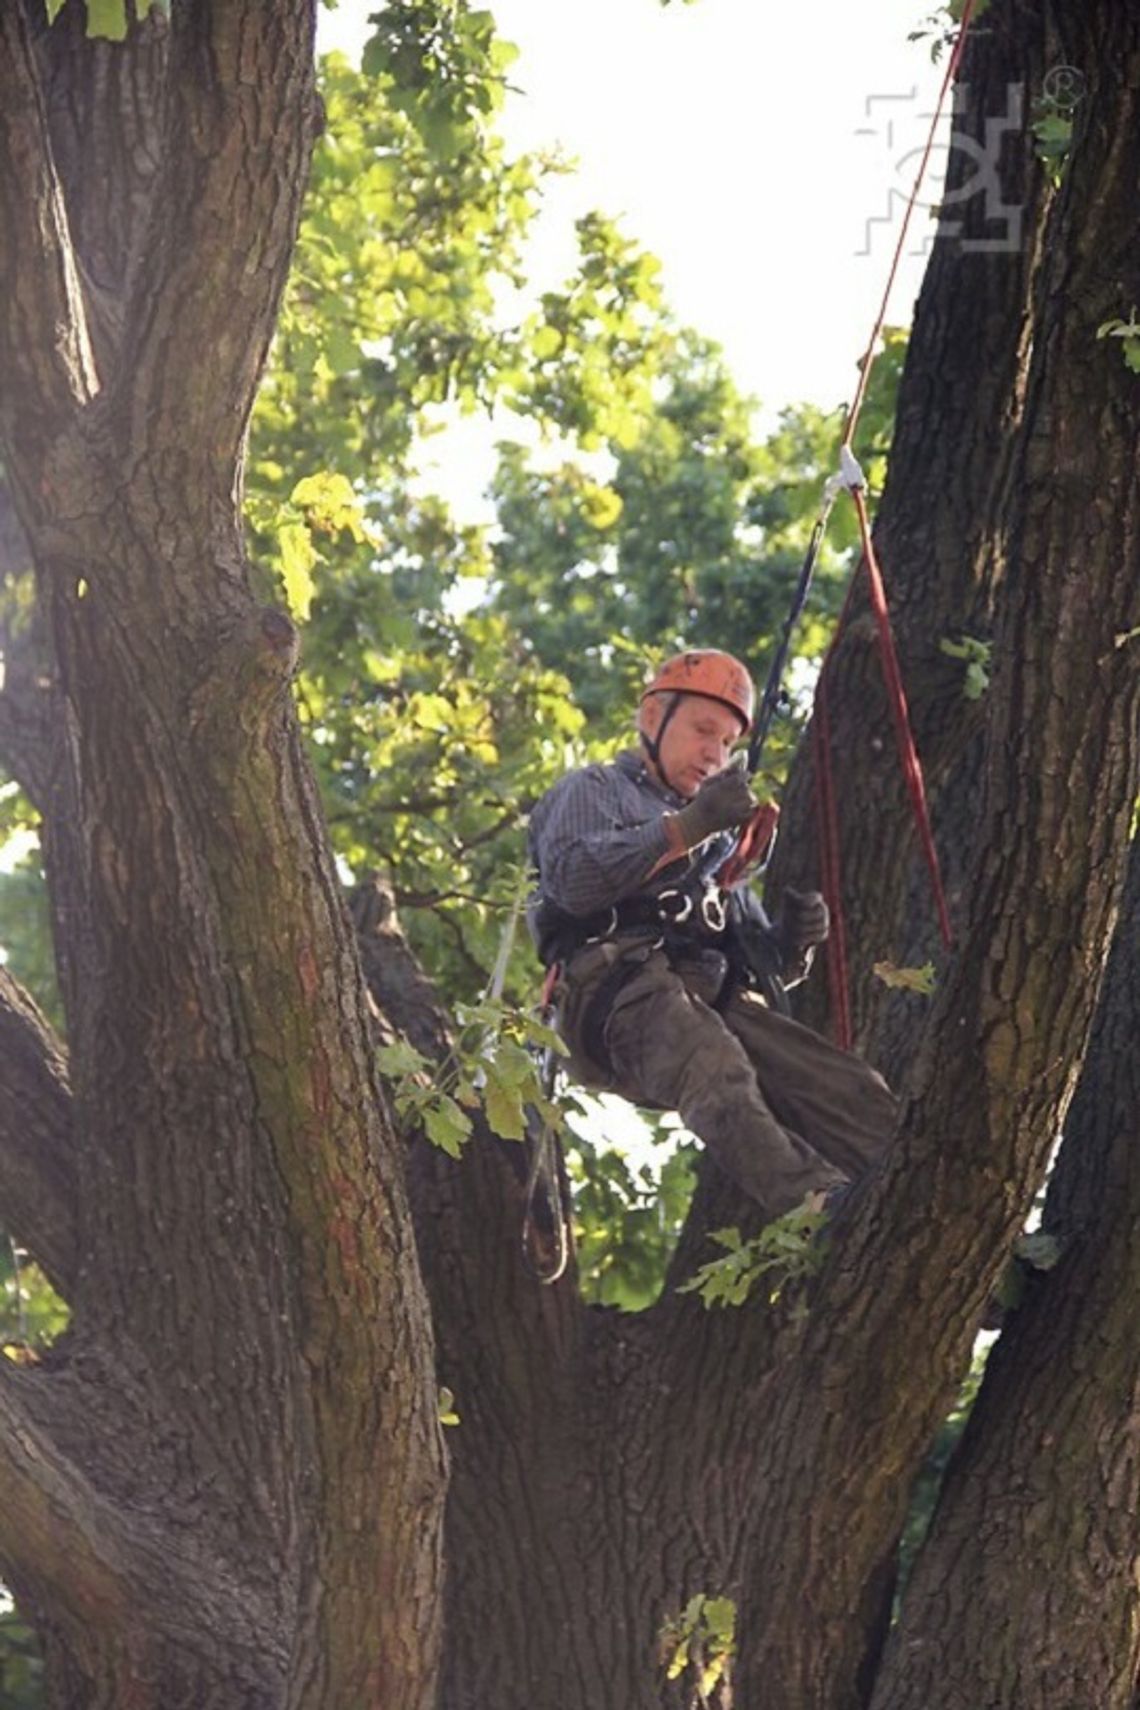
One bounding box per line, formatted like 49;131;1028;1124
85;0;128;39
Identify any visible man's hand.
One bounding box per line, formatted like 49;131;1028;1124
673;765;758;848
776;887;830;956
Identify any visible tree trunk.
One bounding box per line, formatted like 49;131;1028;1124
0;9;446;1706
354;881;797;1710
1;3;1138;1709
733;2;1140;1702
873;838;1140;1710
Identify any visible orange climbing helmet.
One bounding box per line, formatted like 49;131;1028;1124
640;649;755;734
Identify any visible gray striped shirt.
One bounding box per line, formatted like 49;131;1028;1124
527;749;733;918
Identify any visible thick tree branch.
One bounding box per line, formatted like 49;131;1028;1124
30;0;170;378
0;1360;286;1704
122;0;321;474
0;1362;140;1641
0;970;75;1299
0;2;96;488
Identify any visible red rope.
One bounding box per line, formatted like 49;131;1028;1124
809;0;976;1043
851;485;953;949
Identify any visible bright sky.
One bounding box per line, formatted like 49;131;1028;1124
320;0;950;510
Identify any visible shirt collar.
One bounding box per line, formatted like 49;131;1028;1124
614;747;685;806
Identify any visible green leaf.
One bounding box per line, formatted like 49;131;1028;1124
423;1095;472;1158
872;961;937;996
85;0;128;39
940;633;991;699
580;482;623;530
483;1069;525;1141
291;469;373;543
488;1038;536;1089
376;1039;430;1078
278;519;318;621
677;1210;823;1308
531;325;563;361
437;1385;461;1426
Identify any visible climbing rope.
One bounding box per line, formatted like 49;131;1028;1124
520;962;570;1285
753;0;978;1046
483;894;571;1285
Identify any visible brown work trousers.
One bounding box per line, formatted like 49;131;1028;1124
558;936;896;1219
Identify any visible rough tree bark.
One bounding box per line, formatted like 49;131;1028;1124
738;1;1140;1704
0;6;445;1708
0;3;1137;1710
875;837;1140;1710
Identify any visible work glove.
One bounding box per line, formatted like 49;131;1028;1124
673;764;758;848
776;887;830;955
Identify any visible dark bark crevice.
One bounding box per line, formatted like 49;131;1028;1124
0;3;96;499
29;0;169;381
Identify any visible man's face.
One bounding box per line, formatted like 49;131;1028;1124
645;693;744;798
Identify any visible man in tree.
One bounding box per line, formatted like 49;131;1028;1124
528;648;896;1216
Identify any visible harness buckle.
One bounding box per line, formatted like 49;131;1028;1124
656;890;694;925
584;906;619;945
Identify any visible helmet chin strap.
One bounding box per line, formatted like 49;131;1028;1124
639;692;684;795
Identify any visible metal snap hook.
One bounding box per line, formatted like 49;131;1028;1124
701;888;727;934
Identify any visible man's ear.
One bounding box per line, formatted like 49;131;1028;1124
639;694;663;742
